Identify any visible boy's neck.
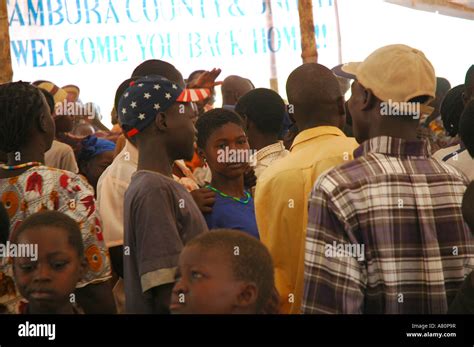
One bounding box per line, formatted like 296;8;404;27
137;141;174;178
6;146;45;166
210;173;245;198
0;147;45;179
252;135;279;152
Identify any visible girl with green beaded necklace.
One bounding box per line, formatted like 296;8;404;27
196;109;259;239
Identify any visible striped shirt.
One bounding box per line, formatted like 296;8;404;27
302;136;474;314
253;141;289;178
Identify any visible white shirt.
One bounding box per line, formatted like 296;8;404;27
45;140;79;173
433;144;474;181
97;140;138;247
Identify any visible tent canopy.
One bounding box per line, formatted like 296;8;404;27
387;0;474;20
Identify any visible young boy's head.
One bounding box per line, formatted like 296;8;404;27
78;135;116;190
459;100;474;158
440;84;465;137
12;211;86;314
234;88;286;150
117;75;209;162
196;108;250;179
170;229;275;314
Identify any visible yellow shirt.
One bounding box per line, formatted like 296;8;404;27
255;126;358;314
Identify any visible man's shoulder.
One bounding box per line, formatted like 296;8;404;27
46;140;74;156
313;155;376;195
126;171;184;198
257;154;304;187
258;137;358;184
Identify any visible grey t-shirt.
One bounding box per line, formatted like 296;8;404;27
123;170;207;313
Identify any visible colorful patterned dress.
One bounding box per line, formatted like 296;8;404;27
0;166;111;313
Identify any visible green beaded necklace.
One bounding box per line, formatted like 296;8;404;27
205;184;251;204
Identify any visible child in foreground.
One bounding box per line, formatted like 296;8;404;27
170;229;277;314
12;211;86;314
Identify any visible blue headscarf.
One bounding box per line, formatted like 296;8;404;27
78;135;115;162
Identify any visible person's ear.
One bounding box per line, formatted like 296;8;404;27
361;87;377;111
155;112;167;131
234;282;258;312
37;110;50;133
197;147;206;162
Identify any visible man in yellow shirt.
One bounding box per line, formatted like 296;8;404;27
255;63;358;313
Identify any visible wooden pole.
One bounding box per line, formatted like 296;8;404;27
0;0;13;83
266;0;279;93
298;0;318;63
334;0;343;65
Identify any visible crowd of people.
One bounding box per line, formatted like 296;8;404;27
0;43;473;315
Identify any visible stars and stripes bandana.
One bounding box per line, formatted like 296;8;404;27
118;75;210;137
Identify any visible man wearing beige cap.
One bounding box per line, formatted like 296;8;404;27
302;44;474;314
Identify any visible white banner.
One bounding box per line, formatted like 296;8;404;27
8;0;340;126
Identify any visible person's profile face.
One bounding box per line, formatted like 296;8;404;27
347;81;370;143
203;122;250;179
166;103;197;161
170;245;242;314
83;151;115;189
13;226;84;314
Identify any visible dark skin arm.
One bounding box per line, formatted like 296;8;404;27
75;280;117;314
190;187;216;213
244;166;257;190
151;283;174;314
109;245;124;278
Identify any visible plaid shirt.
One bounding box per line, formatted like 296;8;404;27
302;136;474;314
253;141;289;178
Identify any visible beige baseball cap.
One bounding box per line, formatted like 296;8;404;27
339;44;436;104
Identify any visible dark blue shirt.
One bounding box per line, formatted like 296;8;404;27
204;192;259;239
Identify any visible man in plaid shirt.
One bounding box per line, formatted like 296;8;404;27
302;44;474;314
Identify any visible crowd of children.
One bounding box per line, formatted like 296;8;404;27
0;43;474;315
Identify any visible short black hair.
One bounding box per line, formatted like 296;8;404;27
39;88;55;115
186;70;205;85
12;211;84;257
235;88;286;136
0;203;10;245
132;59;184;87
196;108;244;149
440;85;465;137
186;229;275;313
0;82;46;153
459;100;474;157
